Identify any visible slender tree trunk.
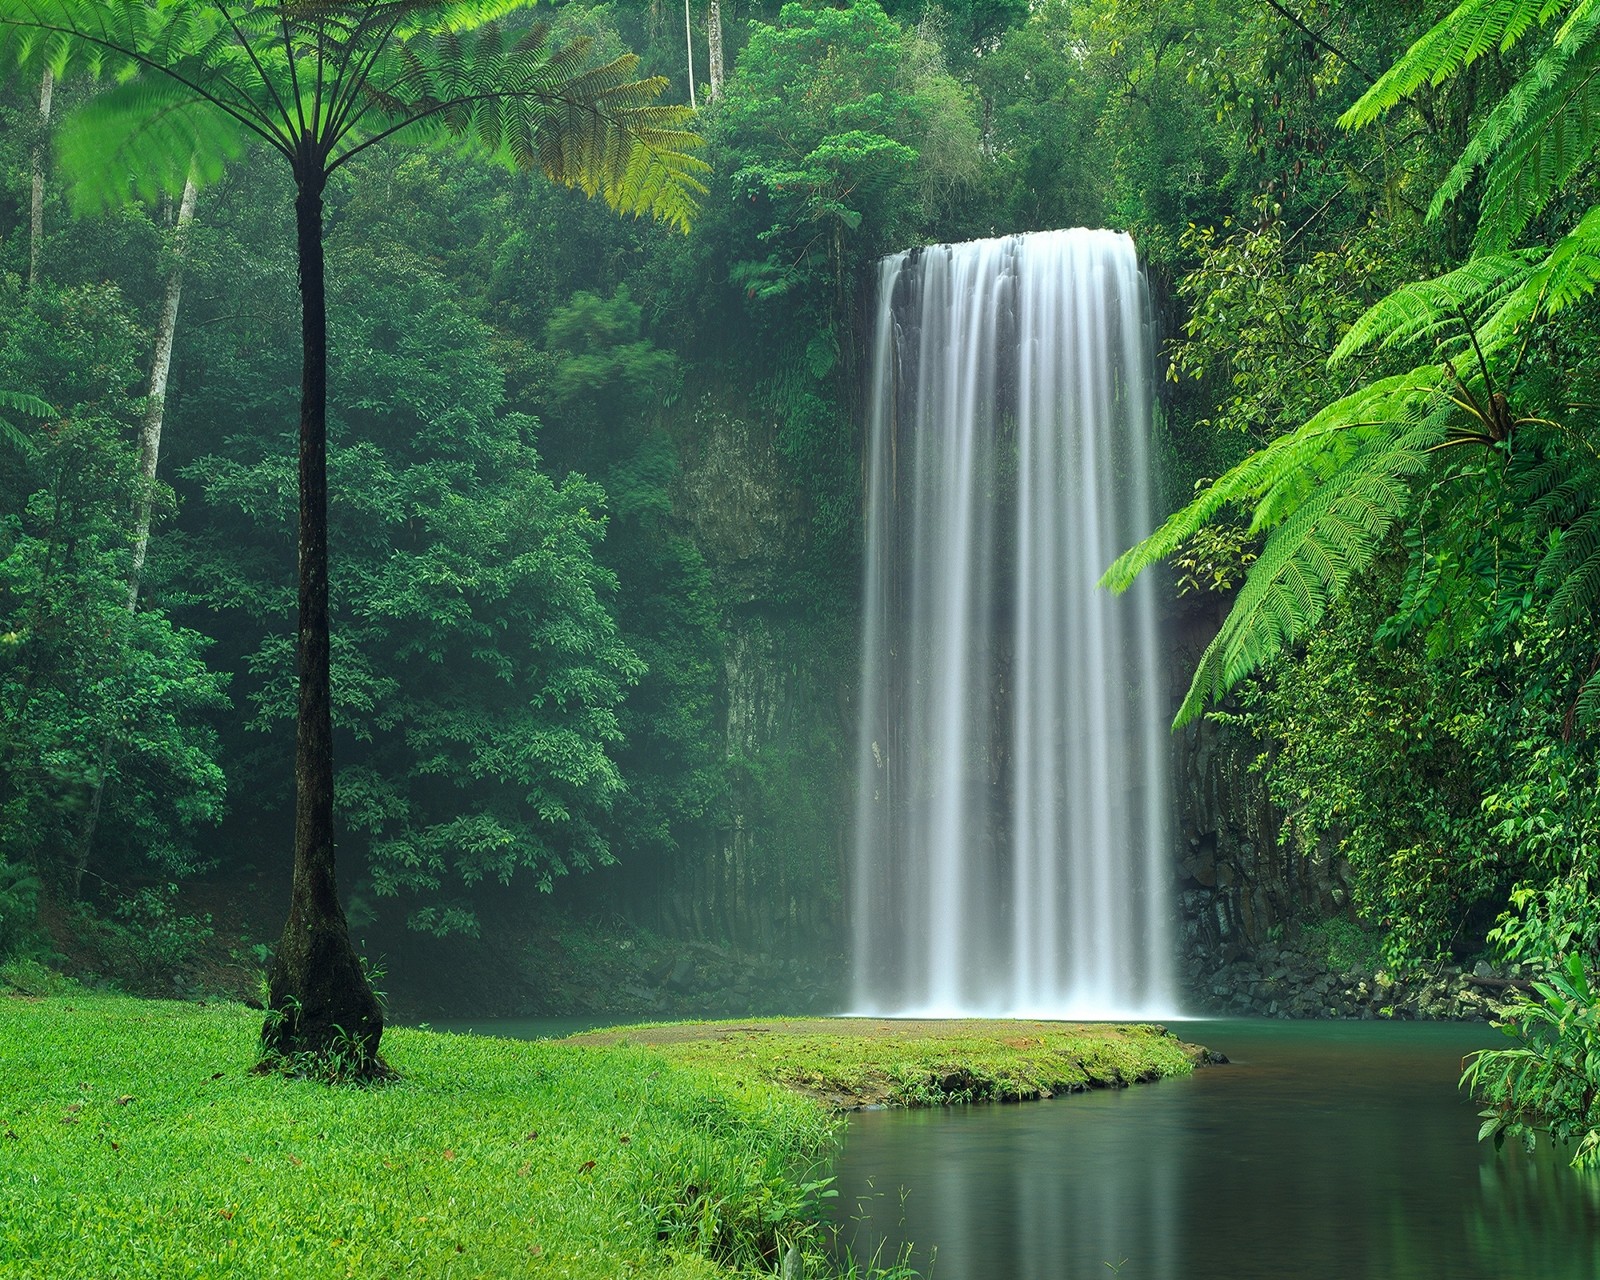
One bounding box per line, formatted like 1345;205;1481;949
70;175;204;895
262;170;383;1073
707;0;723;102
127;172;199;607
684;0;696;109
28;66;53;290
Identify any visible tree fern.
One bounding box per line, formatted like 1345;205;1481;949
0;0;707;1072
1331;253;1543;364
1102;368;1444;596
1439;6;1600;249
1178;422;1445;724
1340;0;1572;130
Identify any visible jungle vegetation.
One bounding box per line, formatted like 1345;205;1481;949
0;0;1594;1157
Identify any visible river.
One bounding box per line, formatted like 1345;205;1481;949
829;1019;1600;1279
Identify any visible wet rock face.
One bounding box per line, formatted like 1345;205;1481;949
1164;594;1352;975
1181;941;1525;1022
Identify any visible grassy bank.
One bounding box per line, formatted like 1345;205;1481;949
1;993;1201;1278
571;1018;1202;1108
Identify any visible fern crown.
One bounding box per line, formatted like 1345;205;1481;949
0;0;707;228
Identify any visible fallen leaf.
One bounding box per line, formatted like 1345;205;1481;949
517;1162;531;1178
286;1155;303;1167
442;1148;456;1162
578;1160;596;1174
210;1072;224;1081
218;1210;234;1221
525;1131;539;1141
618;1134;630;1144
455;1244;464;1254
528;1245;543;1256
115;1096;134;1107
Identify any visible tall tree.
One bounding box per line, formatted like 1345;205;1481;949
0;0;704;1074
27;66;50;288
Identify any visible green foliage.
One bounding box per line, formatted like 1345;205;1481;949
84;882;215;988
0;859;41;962
0;281;227;892
1299;917;1385;974
710;0;978;333
181;248;641;934
1465;953;1600;1170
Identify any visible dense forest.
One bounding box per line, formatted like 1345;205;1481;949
1;0;1597;1158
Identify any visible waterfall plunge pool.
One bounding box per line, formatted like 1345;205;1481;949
830;1018;1600;1280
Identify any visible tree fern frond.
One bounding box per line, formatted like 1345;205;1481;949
1539;507;1600;624
0;387;51;457
1465;14;1600;249
1341;0;1570;130
1422;6;1600;231
1174;442;1436;726
1331;253;1541;363
56;74;250;210
1102;367;1445;594
1476;202;1600;349
1576;665;1600;726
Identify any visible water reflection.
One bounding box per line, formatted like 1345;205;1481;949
831;1020;1600;1279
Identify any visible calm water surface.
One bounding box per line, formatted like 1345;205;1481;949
831;1019;1600;1280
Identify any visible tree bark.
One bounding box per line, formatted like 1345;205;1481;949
28;66;53;290
127;172;199;608
684;0;696;110
707;0;723;102
261;171;384;1073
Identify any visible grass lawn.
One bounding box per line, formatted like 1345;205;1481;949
1;992;1201;1278
573;1018;1201;1108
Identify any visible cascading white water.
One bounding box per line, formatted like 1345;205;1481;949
852;228;1175;1019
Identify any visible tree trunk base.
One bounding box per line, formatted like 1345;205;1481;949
260;922;387;1080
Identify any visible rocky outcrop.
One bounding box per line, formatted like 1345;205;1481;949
1165;593;1353;976
1186;942;1523;1021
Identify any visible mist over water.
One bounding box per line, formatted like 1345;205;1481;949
852;229;1173;1018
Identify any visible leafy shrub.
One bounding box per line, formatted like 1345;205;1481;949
1299;917;1384;974
0;859;42;961
1465;953;1600;1171
82;884;214;988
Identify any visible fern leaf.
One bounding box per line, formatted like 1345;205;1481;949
1468;13;1600;248
1174;431;1443;726
1341;0;1571;130
1576;666;1600;726
0;387;50;457
1331;253;1541;363
1101;367;1444;594
1476;203;1600;350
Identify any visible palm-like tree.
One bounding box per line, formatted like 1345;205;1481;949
0;0;706;1073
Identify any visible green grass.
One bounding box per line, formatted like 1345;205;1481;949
1;997;1201;1278
0;993;843;1278
572;1018;1200;1107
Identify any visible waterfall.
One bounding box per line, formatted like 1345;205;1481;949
852;228;1175;1019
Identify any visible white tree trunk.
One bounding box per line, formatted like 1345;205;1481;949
684;0;697;109
127;172;200;608
76;172;201;892
28;67;53;290
707;0;724;102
